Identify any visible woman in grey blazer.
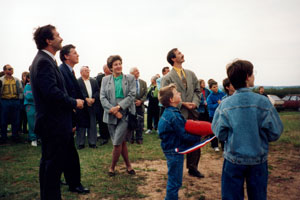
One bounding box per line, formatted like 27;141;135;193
100;55;136;176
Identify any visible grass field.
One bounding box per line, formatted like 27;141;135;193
0;111;299;200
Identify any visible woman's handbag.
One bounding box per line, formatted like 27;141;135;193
128;113;138;131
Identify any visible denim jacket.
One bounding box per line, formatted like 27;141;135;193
212;88;283;165
158;106;200;152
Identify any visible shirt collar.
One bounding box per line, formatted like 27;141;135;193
235;87;251;94
173;66;183;73
65;63;73;73
42;49;56;61
113;74;123;81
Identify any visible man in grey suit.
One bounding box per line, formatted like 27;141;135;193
161;48;203;178
129;67;147;144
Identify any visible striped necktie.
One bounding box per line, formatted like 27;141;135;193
181;70;187;89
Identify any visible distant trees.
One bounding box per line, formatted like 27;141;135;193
252;87;300;98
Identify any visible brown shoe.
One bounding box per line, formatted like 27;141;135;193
137;140;143;144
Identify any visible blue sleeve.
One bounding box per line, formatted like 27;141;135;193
173;114;201;143
212;106;230;141
207;95;219;110
261;105;283;142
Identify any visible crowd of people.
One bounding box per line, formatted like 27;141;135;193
0;24;284;200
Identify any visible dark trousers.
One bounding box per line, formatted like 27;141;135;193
147;105;159;130
40;133;81;200
131;106;144;142
19;102;28;134
96;106;109;140
222;159;268;200
186;112;201;171
0;99;20;139
159;106;165;118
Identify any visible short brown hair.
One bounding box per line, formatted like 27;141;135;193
107;55;122;70
167;48;177;66
209;80;218;89
158;84;177;107
227;59;253;90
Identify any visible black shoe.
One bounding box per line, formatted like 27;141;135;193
100;139;108;146
69;184;90;194
127;169;136;175
89;144;97;148
188;170;205;178
78;145;85;149
130;140;134;144
136;140;143;144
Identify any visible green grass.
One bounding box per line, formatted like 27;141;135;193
0;111;299;199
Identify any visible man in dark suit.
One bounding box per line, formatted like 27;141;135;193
95;64;111;145
129;67;147;144
161;48;203;178
58;44;90;191
77;66;99;148
30;24;87;200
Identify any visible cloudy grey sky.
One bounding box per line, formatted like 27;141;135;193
1;0;300;86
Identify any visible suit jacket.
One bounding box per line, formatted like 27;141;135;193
77;77;100;110
59;63;89;128
30;51;76;137
135;78;147;113
100;74;136;125
161;68;201;119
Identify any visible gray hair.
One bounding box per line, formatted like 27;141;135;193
80;66;89;73
129;67;138;74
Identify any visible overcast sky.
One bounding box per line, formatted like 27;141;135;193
1;0;300;86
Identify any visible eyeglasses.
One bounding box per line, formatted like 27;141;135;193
6;68;13;71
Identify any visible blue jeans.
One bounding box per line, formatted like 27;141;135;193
222;159;268;200
164;150;184;200
1;99;20;139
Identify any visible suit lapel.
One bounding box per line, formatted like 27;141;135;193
108;75;116;102
170;68;185;91
122;74;127;97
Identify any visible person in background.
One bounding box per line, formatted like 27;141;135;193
77;66;99;148
20;71;29;135
197;79;210;121
23;73;38;146
0;64;23;143
95;64;111;145
222;78;235;99
207;80;225;152
258;86;268;97
100;55;136;177
212;59;283;200
129;67;147;144
156;66;170;117
145;76;159;134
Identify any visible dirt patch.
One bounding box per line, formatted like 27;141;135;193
134;145;300;200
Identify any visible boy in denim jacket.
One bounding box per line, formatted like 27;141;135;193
158;84;201;200
212;60;283;200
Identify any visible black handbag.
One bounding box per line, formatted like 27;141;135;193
128;113;138;130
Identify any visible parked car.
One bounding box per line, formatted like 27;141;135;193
267;95;284;111
282;94;300;111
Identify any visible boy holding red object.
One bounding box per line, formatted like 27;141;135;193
158;83;204;200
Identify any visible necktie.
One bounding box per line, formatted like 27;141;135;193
181;70;187;89
72;70;76;78
136;79;139;96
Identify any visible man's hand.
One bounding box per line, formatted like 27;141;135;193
115;112;123;119
218;99;221;104
182;102;197;110
109;105;120;115
86;98;95;107
76;99;84;109
135;100;142;107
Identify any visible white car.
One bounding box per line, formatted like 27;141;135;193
267;95;284;111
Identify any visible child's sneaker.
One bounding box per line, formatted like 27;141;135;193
31;140;37;147
214;147;220;152
145;129;152;134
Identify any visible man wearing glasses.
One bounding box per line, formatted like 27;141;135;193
0;65;23;143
